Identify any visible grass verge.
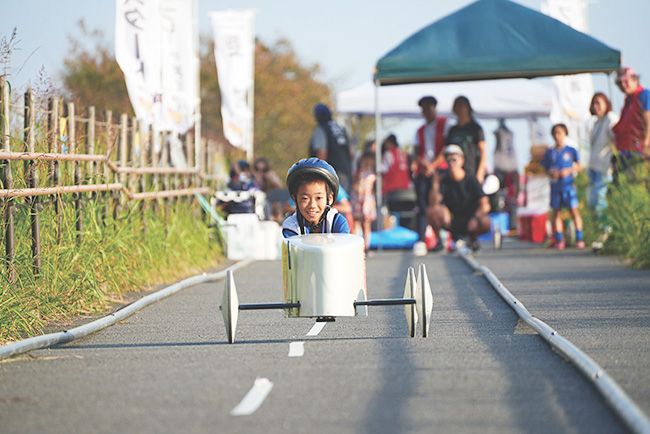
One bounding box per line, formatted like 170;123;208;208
577;161;650;268
0;194;223;344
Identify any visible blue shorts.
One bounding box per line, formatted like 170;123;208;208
550;187;578;210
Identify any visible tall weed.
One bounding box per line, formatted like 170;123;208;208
578;161;650;268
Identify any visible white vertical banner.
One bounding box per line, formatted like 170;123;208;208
160;0;197;134
115;0;163;128
210;10;255;157
542;0;593;151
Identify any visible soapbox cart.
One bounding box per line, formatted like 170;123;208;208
220;233;433;343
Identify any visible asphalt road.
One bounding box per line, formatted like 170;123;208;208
1;237;648;434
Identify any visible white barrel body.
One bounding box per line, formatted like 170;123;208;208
282;233;367;317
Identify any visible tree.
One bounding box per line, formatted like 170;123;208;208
251;38;332;173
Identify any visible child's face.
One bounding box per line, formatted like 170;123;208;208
361;156;374;170
552;127;567;146
296;180;332;225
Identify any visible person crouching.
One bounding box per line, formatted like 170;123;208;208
282;158;350;237
426;145;491;251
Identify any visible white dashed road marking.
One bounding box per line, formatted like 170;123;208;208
306;321;326;336
288;341;305;357
230;377;274;416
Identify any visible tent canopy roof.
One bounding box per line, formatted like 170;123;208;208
374;0;621;85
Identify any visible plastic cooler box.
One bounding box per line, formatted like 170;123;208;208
225;214;282;260
518;211;549;243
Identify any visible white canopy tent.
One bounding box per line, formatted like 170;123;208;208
335;78;554;247
336;78;553;120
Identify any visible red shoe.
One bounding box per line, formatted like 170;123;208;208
555;241;565;250
574;240;586;249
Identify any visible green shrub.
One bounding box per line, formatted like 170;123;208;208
599;162;650;268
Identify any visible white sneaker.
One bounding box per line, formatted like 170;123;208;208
413;241;427;256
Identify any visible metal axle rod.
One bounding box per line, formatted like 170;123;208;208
239;302;301;311
355;298;416;307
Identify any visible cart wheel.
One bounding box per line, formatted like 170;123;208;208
416;264;434;337
403;267;418;337
221;270;239;344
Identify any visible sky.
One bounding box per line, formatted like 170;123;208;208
2;0;650;169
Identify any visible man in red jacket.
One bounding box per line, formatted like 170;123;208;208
612;66;650;182
411;96;449;255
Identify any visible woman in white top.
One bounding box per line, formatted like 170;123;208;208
588;92;619;216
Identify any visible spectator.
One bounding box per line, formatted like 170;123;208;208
381;134;411;196
333;185;355;233
353;152;377;252
412;95;450;256
541;124;585;250
253;157;283;193
227;160;254;190
446;96;488;184
309;103;353;193
587;92;618;216
612;67;650;182
282;158;349;237
221;160;257;214
426;145;491;252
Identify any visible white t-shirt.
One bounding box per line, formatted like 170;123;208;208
414;119;452;162
589;111;619;173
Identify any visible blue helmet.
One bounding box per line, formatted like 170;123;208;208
286;158;339;204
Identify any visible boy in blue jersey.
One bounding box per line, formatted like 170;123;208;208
282;158;350;237
541;124;585;249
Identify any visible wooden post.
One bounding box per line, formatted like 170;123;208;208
118;113;128;214
24;90;42;276
162;132;170;222
86;106;96;182
67;102;84;243
186;130;194;173
139;121;147;233
103;109;113;224
150;125;160;217
129;116;138;195
48;97;63;237
1;81;15;281
184;133;192;202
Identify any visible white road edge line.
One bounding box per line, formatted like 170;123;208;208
230;377;274;416
307;321;326;336
0;259;254;361
288;341;305;357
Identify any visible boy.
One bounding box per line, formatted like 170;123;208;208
282;158;350;237
541;124;585;249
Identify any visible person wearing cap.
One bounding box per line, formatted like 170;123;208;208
426;144;491;252
308;103;353;193
412;95;450;255
612;66;650;181
282;157;350;237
